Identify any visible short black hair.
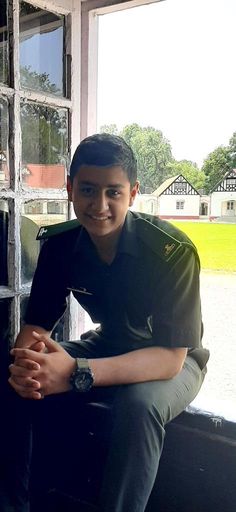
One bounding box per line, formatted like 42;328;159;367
69;133;137;186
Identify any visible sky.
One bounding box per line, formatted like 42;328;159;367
97;0;236;167
20;27;63;92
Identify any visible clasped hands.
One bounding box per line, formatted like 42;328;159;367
9;331;76;400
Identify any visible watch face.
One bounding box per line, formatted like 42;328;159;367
73;369;94;392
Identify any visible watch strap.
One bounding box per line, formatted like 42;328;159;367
76;357;90;369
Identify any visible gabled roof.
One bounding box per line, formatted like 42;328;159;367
211;169;236;193
152;175;179;196
153;174;199;196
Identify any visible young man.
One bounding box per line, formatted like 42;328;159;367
9;133;209;512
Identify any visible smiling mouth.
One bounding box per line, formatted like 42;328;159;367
88;215;111;221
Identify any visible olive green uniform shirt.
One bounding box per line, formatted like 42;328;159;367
25;211;209;369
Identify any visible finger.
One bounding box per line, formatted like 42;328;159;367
9;362;40;378
32;331;63;353
10;374;41;389
10;347;42;362
9;359;40;371
29;340;46;353
8;376;42;400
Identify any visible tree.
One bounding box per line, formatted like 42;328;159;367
228;132;236;168
202;146;231;193
99;124;119;135
166;160;206;192
20;65;60;95
20;66;67;165
120;124;173;191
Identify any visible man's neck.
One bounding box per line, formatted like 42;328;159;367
90;227;123;265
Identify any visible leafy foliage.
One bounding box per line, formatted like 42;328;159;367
100;124;119;135
228;132;236;169
20;65;60;95
20;67;67;165
21;102;67;165
98;123;236;193
202;146;231;193
166;160;206;192
120;124;173;192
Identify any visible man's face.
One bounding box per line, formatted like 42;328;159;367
67;165;139;241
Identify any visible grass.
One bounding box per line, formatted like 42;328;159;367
169;221;236;272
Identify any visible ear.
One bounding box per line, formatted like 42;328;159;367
129;181;139;206
67;176;73;202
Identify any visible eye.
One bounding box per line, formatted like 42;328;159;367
107;189;121;198
79;186;95;197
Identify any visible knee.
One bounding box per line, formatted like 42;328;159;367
113;384;166;429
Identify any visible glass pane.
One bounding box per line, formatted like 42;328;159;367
0;0;8;84
19;1;64;96
0;96;9;188
21;199;68;283
21;101;68;189
0;200;8;286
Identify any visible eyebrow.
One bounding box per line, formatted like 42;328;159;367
79;181;125;188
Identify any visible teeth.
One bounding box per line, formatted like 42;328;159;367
91;216;109;220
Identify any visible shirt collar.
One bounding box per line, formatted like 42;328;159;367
117;210;139;257
73;210;139;259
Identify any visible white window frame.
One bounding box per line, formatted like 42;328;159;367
0;0;81;342
81;0;163;138
176;200;185;210
227;201;234;210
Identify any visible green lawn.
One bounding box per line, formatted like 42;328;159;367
170;221;236;272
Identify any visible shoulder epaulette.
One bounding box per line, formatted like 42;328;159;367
136;218;182;262
136;217;200;266
36;219;80;240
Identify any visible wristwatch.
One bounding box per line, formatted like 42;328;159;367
70;358;94;392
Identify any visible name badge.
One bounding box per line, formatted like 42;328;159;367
67;286;93;296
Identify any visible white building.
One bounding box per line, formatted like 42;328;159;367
132;175;201;219
131;193;158;216
210;169;236;221
153;174;200;219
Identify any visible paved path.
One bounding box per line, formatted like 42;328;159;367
192;271;236;420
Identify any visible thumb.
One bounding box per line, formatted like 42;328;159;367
29;340;46;353
32;331;64;353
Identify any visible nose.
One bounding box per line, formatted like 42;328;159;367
92;191;109;213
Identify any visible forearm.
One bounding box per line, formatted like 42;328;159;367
89;346;187;387
15;324;51;348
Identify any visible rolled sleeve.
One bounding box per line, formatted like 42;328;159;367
152;247;203;349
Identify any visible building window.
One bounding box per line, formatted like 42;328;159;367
24;201;43;215
21;103;68;189
174;183;187;194
226;179;236;192
47;201;65;214
227;201;234;211
176;200;184;210
0;0;8;85
0;1;72;346
19;2;65;97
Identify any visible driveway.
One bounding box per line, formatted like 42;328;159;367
191;271;236;421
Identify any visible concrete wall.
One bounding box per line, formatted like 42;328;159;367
211;191;236;217
159;194;200;218
131;194;159;215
